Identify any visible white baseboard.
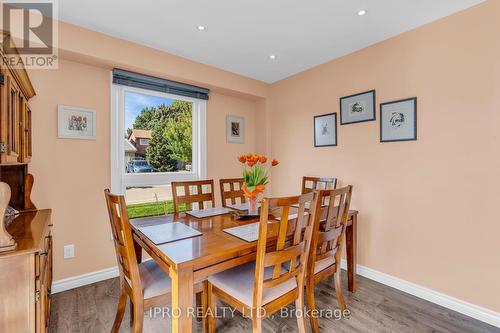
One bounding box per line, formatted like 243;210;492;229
51;260;499;328
340;259;500;328
51;266;119;294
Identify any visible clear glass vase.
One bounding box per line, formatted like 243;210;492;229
247;196;259;216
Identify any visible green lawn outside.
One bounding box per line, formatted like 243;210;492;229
126;200;187;219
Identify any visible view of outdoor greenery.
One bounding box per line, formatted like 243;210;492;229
144;101;192;172
126;200;187;219
125;92;193;173
124;93;194;218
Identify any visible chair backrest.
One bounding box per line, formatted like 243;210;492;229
219;178;246;207
171;179;216;213
301;176;337;194
253;191;319;308
308;186;353;278
104;189;142;298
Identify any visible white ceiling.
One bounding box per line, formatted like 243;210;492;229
59;0;485;83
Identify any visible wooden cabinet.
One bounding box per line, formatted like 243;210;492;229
0;32;36;164
0;32;46;332
0;210;52;333
0;31;37;210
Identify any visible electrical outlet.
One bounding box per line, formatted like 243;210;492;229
63;244;75;259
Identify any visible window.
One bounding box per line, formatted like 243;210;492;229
111;83;207;197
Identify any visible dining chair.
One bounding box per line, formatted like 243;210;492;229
206;191;319;333
305;185;353;333
219;178;246;207
104;189;202;333
171;179;216;213
301;176;337;194
302;176;338;208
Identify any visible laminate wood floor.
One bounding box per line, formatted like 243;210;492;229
48;271;499;333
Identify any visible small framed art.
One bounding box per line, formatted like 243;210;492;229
226;115;245;143
58;105;96;140
314;112;337;147
380;97;417;142
340;89;376;125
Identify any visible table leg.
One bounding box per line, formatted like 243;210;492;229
133;236;143;264
170;266;194;333
346;214;357;293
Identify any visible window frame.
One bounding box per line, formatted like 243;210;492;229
110;79;207;194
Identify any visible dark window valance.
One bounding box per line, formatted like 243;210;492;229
112;69;209;100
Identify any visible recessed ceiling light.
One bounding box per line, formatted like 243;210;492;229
197;25;206;31
357;9;367;16
269;55;276;60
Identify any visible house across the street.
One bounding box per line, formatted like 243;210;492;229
124;139;137;164
128;129;152;157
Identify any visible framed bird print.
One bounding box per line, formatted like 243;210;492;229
380;97;417;142
340;89;376;125
314;112;337;147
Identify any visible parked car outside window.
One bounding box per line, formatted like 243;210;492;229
126;160;155;173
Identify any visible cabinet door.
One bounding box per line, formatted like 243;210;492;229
5;74;21;162
21;102;32;163
25;106;32;162
0;254;35;333
37;235;52;333
0;70;3;156
45;235;53;322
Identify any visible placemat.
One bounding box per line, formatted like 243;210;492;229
291;202;310;209
226;203;260;212
186;207;232;218
138;222;202;245
274;212;309;221
223;222;259;242
291;202;328;209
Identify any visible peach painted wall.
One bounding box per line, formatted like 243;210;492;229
57;21;269;99
268;0;500;312
27;58;263;280
206;92;259;203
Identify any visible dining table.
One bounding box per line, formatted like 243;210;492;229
130;208;359;333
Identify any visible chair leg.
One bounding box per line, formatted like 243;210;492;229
202;281;209;333
207;282;217;333
111;287;127;333
306;278;320;333
129;300;134;325
132;300;144;333
334;271;346;311
251;316;262;333
295;277;306;333
196;292;203;322
295;295;307;333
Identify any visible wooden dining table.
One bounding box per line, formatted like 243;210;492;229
130;208;359;333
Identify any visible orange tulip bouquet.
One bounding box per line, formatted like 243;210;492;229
237;154;279;215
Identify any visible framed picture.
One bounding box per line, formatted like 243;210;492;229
340;89;376;125
58;105;96;140
380;97;417;142
226;115;245;143
314;112;337;147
